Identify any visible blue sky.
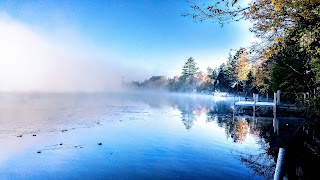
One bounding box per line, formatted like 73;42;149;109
0;0;255;91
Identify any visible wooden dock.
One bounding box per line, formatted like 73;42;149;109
234;101;276;107
234;91;281;112
233;115;274;121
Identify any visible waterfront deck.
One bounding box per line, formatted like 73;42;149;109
234;101;276;107
233;115;274;120
233;92;280;112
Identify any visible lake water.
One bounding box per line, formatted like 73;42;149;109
0;92;277;179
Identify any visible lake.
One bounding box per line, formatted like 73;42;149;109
0;92;278;179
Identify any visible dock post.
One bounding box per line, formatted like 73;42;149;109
273;92;277;113
274;148;286;180
233;95;235;105
253;93;256;111
276;90;281;105
273;110;278;135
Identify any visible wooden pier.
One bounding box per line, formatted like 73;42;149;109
234;91;281;112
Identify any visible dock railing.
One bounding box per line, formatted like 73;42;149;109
233;91;280;104
233;91;280;112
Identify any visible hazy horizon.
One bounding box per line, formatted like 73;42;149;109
0;0;255;92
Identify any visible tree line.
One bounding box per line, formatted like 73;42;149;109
126;53;262;95
181;0;320;116
127;0;320;116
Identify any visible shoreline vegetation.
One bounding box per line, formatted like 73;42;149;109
125;55;318;117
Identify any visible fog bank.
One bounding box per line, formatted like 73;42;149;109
0;14;148;92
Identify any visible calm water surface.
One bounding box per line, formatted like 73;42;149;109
0;92;276;179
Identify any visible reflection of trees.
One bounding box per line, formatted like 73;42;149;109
121;92;282;178
231;118;249;143
176;97;198;130
181;109;197;130
238;151;276;179
171;95;233;130
212;112;278;179
253;120;279;157
229;117;278;179
131;92;234;130
125;92;320;178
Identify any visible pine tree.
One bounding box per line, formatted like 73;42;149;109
181;57;199;92
181;57;199;80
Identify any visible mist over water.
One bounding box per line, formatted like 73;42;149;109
0;14;149;93
0;91;274;179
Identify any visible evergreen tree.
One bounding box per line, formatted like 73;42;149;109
181;57;199;80
246;70;256;94
215;63;231;92
181;57;199;92
270;35;313;94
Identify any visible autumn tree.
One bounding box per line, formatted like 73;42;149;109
253;58;272;94
184;1;319;68
184;0;320;58
234;48;250;82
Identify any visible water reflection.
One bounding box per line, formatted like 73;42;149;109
124;92;319;179
230;102;320;179
143;93;317;179
230;111;278;179
136;93;278;178
231;118;249;143
0;92;317;179
166;95;277;179
181;110;196;130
